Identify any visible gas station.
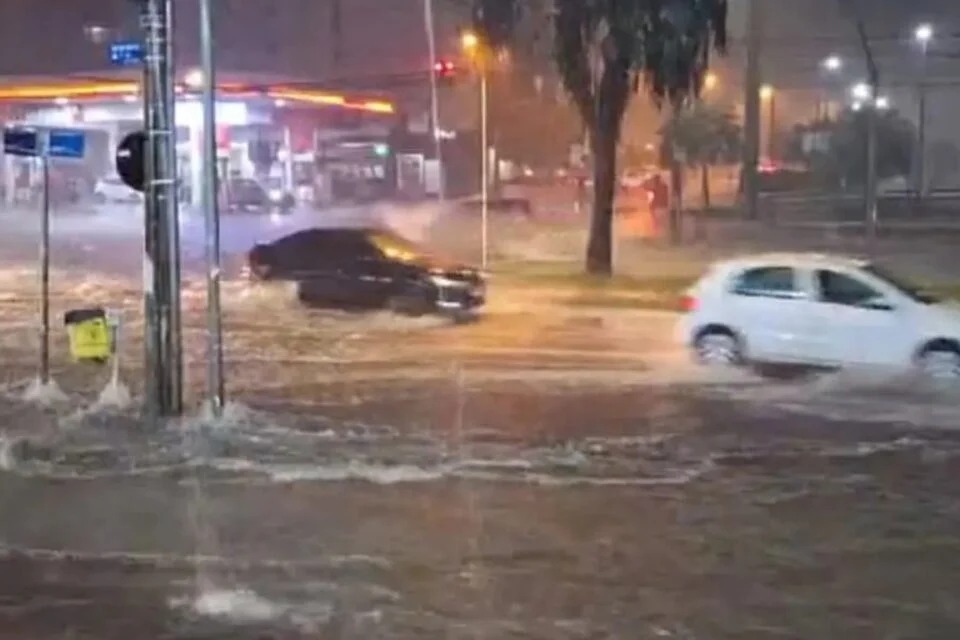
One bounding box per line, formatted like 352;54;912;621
0;75;401;209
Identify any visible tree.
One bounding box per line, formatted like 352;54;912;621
470;0;727;275
785;108;915;190
660;102;741;208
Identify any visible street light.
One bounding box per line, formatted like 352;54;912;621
184;68;203;89
703;72;719;91
817;56;843;120
760;85;776;159
875;95;890;110
914;23;933;197
461;31;480;51
462;29;491;268
850;81;872;101
822;55;843;72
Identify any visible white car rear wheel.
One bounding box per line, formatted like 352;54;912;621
693;330;742;367
918;347;960;380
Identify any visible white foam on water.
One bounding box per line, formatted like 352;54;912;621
0;436;15;471
715;365;960;430
206;456;712;488
174;587;285;624
210;458;449;485
94;379;133;410
21;377;68;405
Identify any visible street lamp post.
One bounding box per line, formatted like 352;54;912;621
424;0;445;201
462;31;490;269
199;0;225;417
914;23;933;198
760;84;775;160
820;55;843;120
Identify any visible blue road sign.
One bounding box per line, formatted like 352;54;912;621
47;129;86;159
109;41;145;66
2;127;41;157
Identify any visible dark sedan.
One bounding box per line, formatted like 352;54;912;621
246;227;486;318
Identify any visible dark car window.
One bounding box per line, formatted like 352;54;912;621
732;266;800;299
367;231;428;263
816;270;883;307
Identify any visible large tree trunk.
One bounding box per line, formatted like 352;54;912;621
584;60;631;276
586;124;617;275
701;164;711;209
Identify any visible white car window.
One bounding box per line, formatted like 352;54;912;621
816;270;883;307
731;266;800;299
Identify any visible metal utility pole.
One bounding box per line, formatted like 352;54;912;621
200;0;225;417
141;0;182;418
479;64;489;268
850;10;879;245
39;154;51;385
423;0;446;200
916;30;931;199
741;0;763;220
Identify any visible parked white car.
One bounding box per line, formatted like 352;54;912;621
94;175;142;204
679;253;960;379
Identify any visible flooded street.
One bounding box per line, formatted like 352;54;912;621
0;211;958;638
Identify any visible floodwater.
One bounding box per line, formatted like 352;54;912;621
0;206;958;638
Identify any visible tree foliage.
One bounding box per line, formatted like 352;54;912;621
660;102;741;168
785;109;915;189
471;0;727;274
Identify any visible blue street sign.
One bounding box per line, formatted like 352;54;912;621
2;127;40;157
109;41;145;66
47;129;86;159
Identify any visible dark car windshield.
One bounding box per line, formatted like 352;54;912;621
367;230;430;264
864;264;940;304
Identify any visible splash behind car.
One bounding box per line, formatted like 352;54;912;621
246;227;485;319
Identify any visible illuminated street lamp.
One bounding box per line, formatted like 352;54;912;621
760;85;776;159
461;31;480;51
850;81;872;102
822;55;843;72
462;29;491;268
914;23;933;197
875;95;890;110
184;68;204;89
703;72;719;92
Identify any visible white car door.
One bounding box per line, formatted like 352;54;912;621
726;265;817;363
808;268;910;367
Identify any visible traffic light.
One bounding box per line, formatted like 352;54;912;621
115;130;146;192
434;59;457;84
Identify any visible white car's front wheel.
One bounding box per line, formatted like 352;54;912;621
693;329;743;367
917;344;960;381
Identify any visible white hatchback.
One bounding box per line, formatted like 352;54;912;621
679;253;960;379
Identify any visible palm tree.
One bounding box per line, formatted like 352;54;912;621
470;0;727;275
660;102;742;209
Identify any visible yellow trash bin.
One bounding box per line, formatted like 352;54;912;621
64;308;112;363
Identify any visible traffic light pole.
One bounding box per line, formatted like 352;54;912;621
200;0;226;417
141;0;182;419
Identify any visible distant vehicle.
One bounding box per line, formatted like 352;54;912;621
264;175;296;210
224;178;292;214
679;253;960;379
94;175;142;204
246;227;486;318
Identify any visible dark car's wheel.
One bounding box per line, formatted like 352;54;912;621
387;290;432;317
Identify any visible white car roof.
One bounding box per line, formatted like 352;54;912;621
713;252;870;274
